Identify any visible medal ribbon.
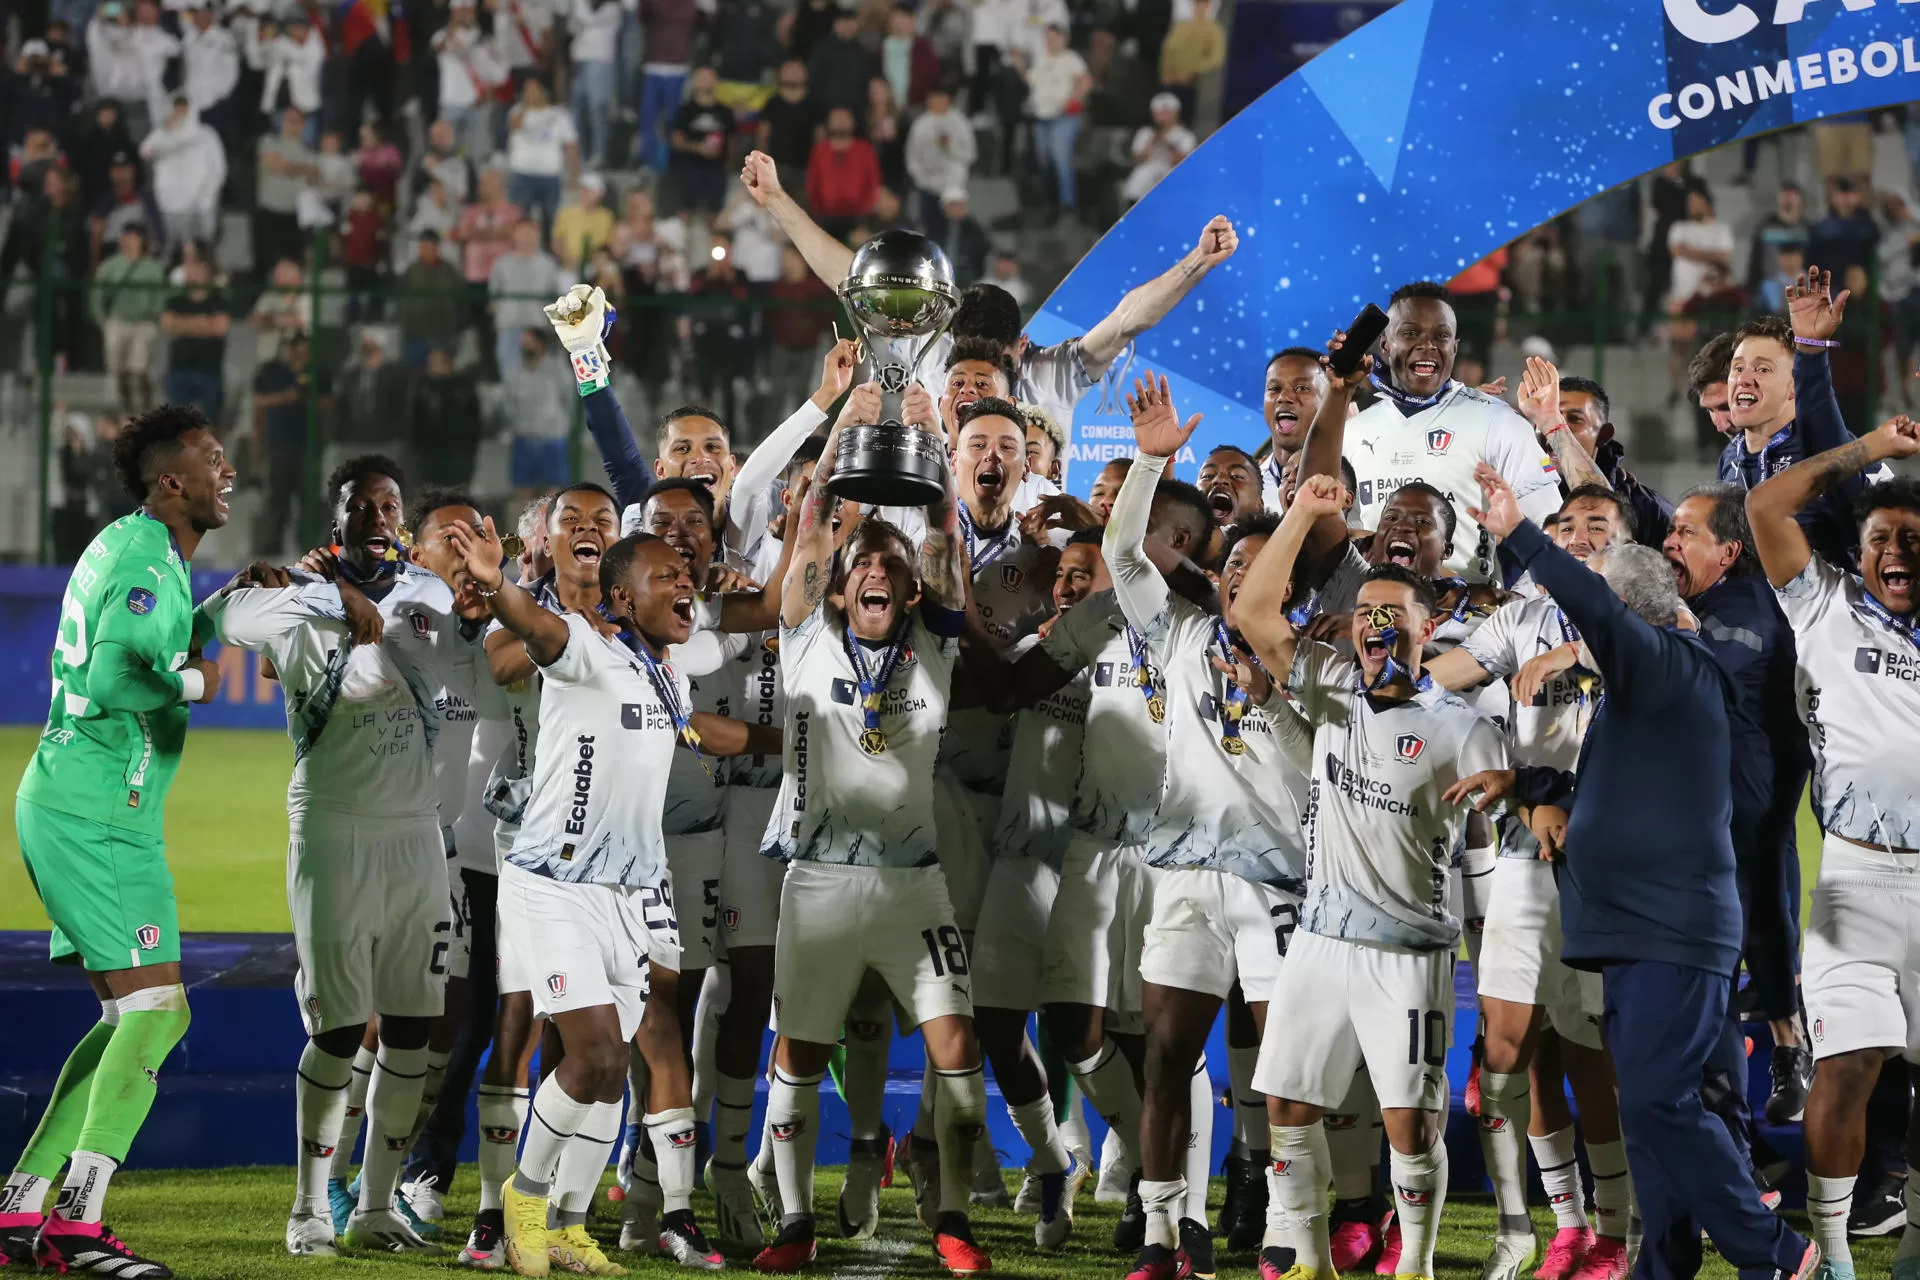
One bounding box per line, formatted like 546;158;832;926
1753;424;1794;482
625;632;707;769
1367;369;1455;414
844;619;911;751
1213;617;1250;753
957;501;1016;577
1126;624;1165;722
1857;586;1920;652
1358;602;1420;693
1551;605;1599;702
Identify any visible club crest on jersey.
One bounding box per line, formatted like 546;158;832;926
1000;564;1024;589
307;994;322;1021
1813;1018;1825;1042
546;972;568;998
135;923;161;950
723;906;740;932
126;586;156;615
1395;733;1426;763
1424;428;1454;455
409;610;431;639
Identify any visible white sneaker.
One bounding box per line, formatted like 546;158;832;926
286;1212;340;1257
343;1206;438;1252
617;1196;661;1256
1034;1152;1090;1251
400;1177;446;1224
1013;1169;1044;1215
1480;1229;1542;1280
706;1159;764;1247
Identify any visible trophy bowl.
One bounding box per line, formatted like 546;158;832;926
830;422;950;507
839;230;960;340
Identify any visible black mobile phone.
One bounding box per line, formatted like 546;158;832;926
1328;303;1390;378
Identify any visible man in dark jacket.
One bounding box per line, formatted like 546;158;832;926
408;347;482;487
1461;461;1818;1280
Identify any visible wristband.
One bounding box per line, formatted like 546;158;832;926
1793;337;1840;349
1544;421;1571;435
178;667;205;703
571;343;612;396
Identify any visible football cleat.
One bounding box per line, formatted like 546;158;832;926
1765;1045;1813;1125
1567;1238;1630;1280
1849;1171;1907;1237
1373;1212;1403;1275
1095;1132;1132;1204
617;1200;660;1257
1123;1243;1181;1280
35;1216;173;1278
1535;1227;1594;1280
1889;1257;1920;1280
502;1181;554;1277
462;1211;508;1271
933;1215;991;1276
657;1209;724;1271
907;1136;943;1233
1480;1228;1540;1280
750;1219;817;1274
746;1154;783;1234
0;1212;45;1268
548;1224;626;1275
1782;1241;1824;1280
1180;1216;1218;1279
708;1160;765;1247
1114;1171;1147;1253
1226;1157;1268;1253
344;1206;438;1252
285;1213;340;1257
1034;1152;1088;1251
401;1176;447;1223
326;1176;355;1235
969;1139;1010;1209
840;1136;888;1240
1330;1199;1385;1272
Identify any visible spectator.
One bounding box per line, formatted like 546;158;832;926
881;4;940;107
1157;0;1223;126
71;102;135;211
669;66;736;214
919;0;972;83
766;242;834;401
1645;160;1691;311
1808;175;1881;280
299;128;355;227
1572;178;1640;326
806;105;880;236
612;187;668;284
758;61;819;195
1671;260;1749;402
87;151;164;269
569;0;622;168
432;0;507;162
1745;182;1809;293
551;172;614;268
1813;110;1874;189
989;249;1030;308
455;167;523;368
1756;244;1802;316
865;75;908;195
7;39;82;150
250;331;325;556
137;95;225;252
409;346;484;487
251;13;324;135
43;22;86;87
248;257;309;364
341;189;389;320
1880;189;1920;374
407;177;461;258
179;0;239;141
905;82;975;229
414;119;476;208
1666;182;1733;311
255;107;316;271
499;326;574;493
87;0;177;139
1122;91;1194;206
933;186;989;283
787;0;838;63
1831;260;1898;425
488;217;561;377
159;255;228;422
1024;24;1090;217
684;230;754;423
53;414;113;563
807;7;873;116
713;0;782;88
355;122;405;213
637;0;698;172
506;77;577;235
493;0;556;102
92;223;166;414
336;331;413;458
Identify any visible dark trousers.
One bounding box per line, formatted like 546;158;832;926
1603;960;1807;1280
401;868;499;1193
1732;811;1801;1024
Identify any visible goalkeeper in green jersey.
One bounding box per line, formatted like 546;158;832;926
3;404;254;1279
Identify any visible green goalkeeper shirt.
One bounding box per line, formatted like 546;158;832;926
17;510;215;834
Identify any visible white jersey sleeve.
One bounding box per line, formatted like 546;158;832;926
1041;590;1169;845
724;399;828;564
1479;398;1563;517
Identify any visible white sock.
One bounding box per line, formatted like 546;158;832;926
554;1100;622;1223
53;1152;116;1225
1007;1096;1070;1176
691;967;722;1120
842;1015;891;1143
1586;1139;1630;1240
1267;1123;1332;1269
1390;1138;1449;1279
1478;1070;1531;1231
1806;1173;1856;1272
1069;1041;1143;1169
1185;1056;1213;1225
712;1072;758;1171
477;1084;531;1212
357;1044;430;1213
934;1064;988;1218
409;1051;451;1146
1529;1127;1589;1231
516;1075;594;1195
0;1172;52;1217
915;1060;938;1144
1228;1043;1264;1150
1327;1069;1381;1201
645;1107;699;1214
1896;1167;1920;1262
766;1067;822;1227
1140;1176;1185;1250
330;1045;376;1179
293;1042;355;1218
1061;1090;1093;1159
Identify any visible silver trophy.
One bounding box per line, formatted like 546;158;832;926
829;230;959;506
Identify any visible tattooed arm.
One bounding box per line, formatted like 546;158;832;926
1517;354;1611;492
919;444;970;613
1079;216;1239;378
781;382;880;629
1746;416;1920;587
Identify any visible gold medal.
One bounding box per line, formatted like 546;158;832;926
500;532;525;560
1147;694;1166;724
860;728;888;756
1221;735;1247;756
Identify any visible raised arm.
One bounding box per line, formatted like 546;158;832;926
724;338;855;541
448;517;572;666
1079;216;1238;379
1787;265;1865;462
918;385;969;614
740;150;855;287
782;383;877;627
1238;474;1345;680
545;283;652;507
1747;416;1920;587
1517;354;1609;491
1103;374;1197;630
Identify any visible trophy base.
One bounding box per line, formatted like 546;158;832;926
827;422;948;508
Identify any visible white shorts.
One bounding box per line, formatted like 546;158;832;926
1803;834;1920;1063
772;861;973;1045
971;856;1060;1012
1256;927;1455;1112
1455;846;1498;973
1043;831;1153;1015
288;812;451;1035
720;786;786;950
1476;858;1604;1051
496;862;678;1042
445;848;472;983
1138;865;1292;1003
933;770;993;932
665;828;725;971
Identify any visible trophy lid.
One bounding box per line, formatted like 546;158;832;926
839;229;959;338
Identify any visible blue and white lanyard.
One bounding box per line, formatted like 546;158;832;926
1368;370;1454;414
1857;587;1920;652
625;632;704;764
1751;425;1794;482
957;502;1016;577
843;620;911;753
1213;617;1251;753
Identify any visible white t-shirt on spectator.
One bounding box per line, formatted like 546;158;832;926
495;0;554;72
1667;217;1734;306
509;105;577;177
569;0;623;63
724;200;784;284
1009;0;1070;64
1026;49;1087;120
1123;124;1194;202
435;25;506;112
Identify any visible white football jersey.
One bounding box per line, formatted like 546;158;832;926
1288;642;1508;950
907;332;1095;437
505;613;688;887
430;624;485;838
1460;594;1596;775
991;634;1089;869
1344;384;1563;581
1776;557;1920;849
766;603;960;868
661;613;745;837
208;567;480;823
939;523;1054;792
1039;591;1169;846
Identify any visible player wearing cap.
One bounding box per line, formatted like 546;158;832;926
1746;417;1920;1280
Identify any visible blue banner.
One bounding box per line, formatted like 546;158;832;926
1044;0;1920;496
0;567;289;728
